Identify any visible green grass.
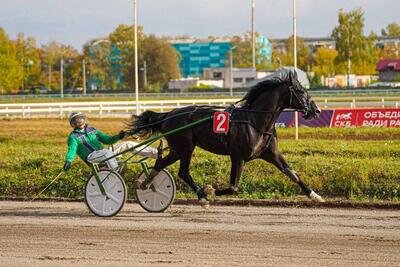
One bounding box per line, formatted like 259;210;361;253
0;118;399;201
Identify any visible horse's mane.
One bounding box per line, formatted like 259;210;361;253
240;77;289;107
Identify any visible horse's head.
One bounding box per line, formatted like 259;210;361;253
287;71;320;120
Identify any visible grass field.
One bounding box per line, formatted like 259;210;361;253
0;118;399;201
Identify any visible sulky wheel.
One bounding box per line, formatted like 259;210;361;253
85;170;127;217
135;168;176;212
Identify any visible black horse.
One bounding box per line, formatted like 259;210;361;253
128;69;324;206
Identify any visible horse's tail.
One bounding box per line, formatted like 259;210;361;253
127;110;169;137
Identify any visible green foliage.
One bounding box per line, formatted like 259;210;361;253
188;83;214;92
230;32;270;70
15;33;41;90
0;27;24;94
381;22;400;37
40;42;79;90
107;25;180;90
285;36;313;71
312;47;338;77
144;82;162;93
331;8;379;75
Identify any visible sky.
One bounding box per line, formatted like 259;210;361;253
0;0;399;51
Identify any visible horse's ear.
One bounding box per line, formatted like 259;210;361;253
292;69;298;81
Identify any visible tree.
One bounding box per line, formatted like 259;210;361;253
108;24;180;91
381;23;400;37
0;28;23;94
311;47;338;77
380;43;399;59
109;24;144;90
331;8;379;75
230;32;271;70
15;33;41;89
285;35;313;71
142;35;180;89
40;42;79;90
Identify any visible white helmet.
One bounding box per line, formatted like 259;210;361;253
69;112;87;128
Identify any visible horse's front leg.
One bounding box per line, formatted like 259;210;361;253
214;157;244;196
259;140;325;202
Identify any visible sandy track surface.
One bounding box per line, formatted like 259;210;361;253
0;201;399;266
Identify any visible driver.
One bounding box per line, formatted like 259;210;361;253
63;112;158;172
63;112;125;171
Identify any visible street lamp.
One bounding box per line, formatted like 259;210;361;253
140;60;147;89
24;60;34;90
229;46;236;97
251;0;256;68
133;0;139;115
88;39;110;92
293;0;299;140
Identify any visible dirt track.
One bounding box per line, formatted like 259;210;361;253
0;201;399;266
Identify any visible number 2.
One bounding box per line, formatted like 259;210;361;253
216;113;227;131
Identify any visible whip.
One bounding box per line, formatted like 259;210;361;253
31;171;64;201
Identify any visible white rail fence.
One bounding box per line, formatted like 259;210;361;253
0;98;399;118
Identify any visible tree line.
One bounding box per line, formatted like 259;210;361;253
0;7;399;94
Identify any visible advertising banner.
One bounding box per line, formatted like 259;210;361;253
276;108;400;128
331;108;400;127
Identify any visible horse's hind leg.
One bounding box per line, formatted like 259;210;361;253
259;140;325;202
215;156;244;196
178;151;208;203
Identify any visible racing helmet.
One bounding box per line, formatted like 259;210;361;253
69;112;87;128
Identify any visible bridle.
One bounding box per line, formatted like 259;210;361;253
288;84;310;115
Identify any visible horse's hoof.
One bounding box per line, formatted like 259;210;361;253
133;179;142;189
309;191;325;203
203;184;215;196
199;198;210;209
133;179;148;190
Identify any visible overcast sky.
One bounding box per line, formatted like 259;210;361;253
0;0;399;50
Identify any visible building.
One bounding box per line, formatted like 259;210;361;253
172;39;232;78
271;36;400;53
203;67;256;88
171;36;273;78
376;59;400;81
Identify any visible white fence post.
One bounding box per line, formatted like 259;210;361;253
22;104;25;118
99;104;103;118
59;104;63;118
382;98;385;108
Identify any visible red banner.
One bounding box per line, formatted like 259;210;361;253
331;108;400;127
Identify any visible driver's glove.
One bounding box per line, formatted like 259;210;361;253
63;161;72;171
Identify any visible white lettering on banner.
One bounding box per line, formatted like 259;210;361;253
389;120;400;127
364;111;400;119
334;121;352;127
362;120;388;127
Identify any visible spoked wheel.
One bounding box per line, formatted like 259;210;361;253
135;168;176;212
85;170;127;217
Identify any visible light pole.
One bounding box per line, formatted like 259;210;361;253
133;0;139;115
229;46;236;97
88;39;111;91
140;60;147;89
344;23;352;89
293;0;298;140
82;59;87;95
251;0;256;68
60;56;64;99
